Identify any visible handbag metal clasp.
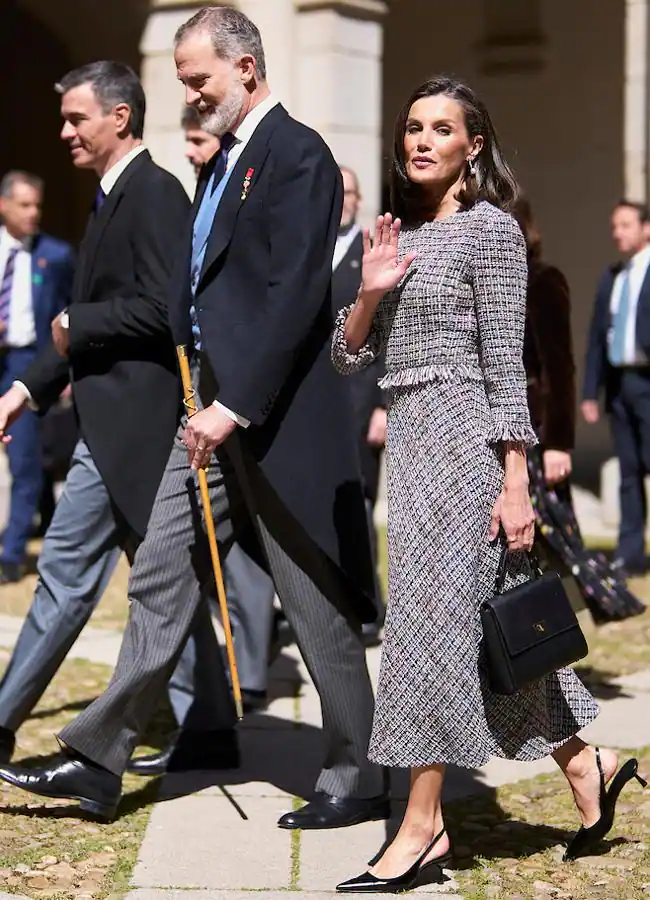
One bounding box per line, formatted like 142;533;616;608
533;621;546;633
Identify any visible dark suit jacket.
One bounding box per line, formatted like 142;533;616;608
583;261;650;406
26;233;75;349
523;259;576;450
169;104;376;622
331;229;386;502
21;150;190;537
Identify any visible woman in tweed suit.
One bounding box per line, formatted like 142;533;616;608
332;78;643;892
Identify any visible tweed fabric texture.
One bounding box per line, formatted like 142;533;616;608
332;201;599;768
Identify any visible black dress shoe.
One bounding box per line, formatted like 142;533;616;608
241;689;268;714
0;727;15;765
126;728;240;777
277;792;390;830
0;563;22;585
0;755;121;821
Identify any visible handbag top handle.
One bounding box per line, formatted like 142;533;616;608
495;545;542;594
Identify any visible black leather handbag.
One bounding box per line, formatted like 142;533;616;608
480;547;589;695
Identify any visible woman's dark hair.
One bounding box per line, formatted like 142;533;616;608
390;75;519;223
512;195;543;261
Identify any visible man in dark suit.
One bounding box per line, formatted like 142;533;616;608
0;61;235;772
0;171;74;581
582;199;650;576
179;104;277;715
0;8;386;830
332;166;386;644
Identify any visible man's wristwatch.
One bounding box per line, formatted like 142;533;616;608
60;310;70;329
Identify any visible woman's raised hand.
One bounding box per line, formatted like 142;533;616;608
360;213;417;300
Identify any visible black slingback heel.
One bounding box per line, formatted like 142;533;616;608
563;748;647;861
336;828;447;893
367;830;453;870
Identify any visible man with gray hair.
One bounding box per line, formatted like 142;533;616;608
0;171;74;582
0;7;387;831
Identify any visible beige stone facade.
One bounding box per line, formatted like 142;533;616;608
0;0;646;484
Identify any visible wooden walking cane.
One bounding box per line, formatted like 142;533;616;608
176;345;244;721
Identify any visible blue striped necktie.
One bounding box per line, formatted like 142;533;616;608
0;246;19;337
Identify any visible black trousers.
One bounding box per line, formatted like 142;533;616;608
609;367;650;566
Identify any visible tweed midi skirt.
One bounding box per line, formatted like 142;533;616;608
367;378;599;769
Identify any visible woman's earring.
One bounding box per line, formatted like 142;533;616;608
467;157;477;177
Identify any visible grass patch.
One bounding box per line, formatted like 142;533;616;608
448;745;650;899
0;651;167;900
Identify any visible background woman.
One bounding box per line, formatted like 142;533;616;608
332;77;644;893
514;196;644;624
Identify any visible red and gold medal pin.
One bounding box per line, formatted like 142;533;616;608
241;168;255;201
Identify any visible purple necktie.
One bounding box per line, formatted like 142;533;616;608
94;186;106;215
0;247;19;337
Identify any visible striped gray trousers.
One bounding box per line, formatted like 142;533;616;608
59;422;383;799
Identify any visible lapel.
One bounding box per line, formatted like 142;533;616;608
78;150;151;302
29;233;46;313
636;260;650;328
198;104;288;285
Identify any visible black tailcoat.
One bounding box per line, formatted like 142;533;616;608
22;151;190;537
169;105;376;621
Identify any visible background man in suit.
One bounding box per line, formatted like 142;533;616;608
582;199;650;577
0;61;236;773
0;8;386;830
0;171;74;582
332;165;386;645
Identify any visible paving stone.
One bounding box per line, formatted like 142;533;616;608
298;818;460;893
128;893;462;900
131;796;292;890
614;669;650;692
299;817;388;890
581;692;650;749
0;615;122;667
0;892;31;900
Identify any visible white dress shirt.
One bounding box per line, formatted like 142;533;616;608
210;94;280;429
13;145;148;406
609;244;650;365
100;144;147;195
332;224;361;273
0;226;37;348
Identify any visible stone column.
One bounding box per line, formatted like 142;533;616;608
140;1;209;197
624;0;650;201
295;0;388;227
236;0;296;109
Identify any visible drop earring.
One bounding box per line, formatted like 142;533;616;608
467;157;476;177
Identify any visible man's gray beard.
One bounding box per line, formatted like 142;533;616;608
200;88;244;137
